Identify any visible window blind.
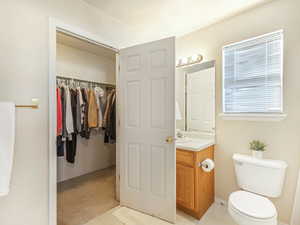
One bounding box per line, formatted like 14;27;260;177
223;31;283;113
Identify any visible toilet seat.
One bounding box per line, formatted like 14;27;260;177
229;191;277;219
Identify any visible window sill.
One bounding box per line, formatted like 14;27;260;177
219;113;287;121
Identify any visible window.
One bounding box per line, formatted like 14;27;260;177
222;30;283;114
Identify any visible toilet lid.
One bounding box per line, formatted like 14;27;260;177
229;191;277;219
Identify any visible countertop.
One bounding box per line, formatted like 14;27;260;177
176;137;215;152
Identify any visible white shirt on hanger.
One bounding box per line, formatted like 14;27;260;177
65;87;74;136
94;86;104;128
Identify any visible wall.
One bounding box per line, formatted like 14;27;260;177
56;43;116;182
176;70;185;130
176;0;300;223
291;170;300;225
0;1;130;225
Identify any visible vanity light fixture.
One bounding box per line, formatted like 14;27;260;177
176;54;203;68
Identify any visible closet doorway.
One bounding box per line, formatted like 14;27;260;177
49;19;176;225
51;26;120;225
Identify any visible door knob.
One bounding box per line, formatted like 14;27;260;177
165;136;176;143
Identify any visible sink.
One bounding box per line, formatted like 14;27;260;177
176;137;192;144
176;138;215;151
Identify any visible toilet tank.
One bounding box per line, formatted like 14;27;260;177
233;154;288;198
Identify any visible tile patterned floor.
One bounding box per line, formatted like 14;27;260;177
84;204;237;225
58;167;285;225
58;166;237;225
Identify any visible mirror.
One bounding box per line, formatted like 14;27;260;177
176;60;215;136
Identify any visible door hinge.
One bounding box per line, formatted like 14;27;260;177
118;64;120;72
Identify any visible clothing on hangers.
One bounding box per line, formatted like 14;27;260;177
88;89;98;128
56;87;64;157
56;77;116;163
104;91;116;143
103;89;114;128
66;133;77;163
103;89;116;143
61;86;67;138
94;86;105;128
65;87;74;137
80;88;90;139
76;87;83;133
56;88;62;136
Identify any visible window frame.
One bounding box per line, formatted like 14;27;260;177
221;30;284;118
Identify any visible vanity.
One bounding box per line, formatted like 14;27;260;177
176;139;215;219
176;60;216;219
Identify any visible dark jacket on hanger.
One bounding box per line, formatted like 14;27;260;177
66;133;77;163
70;89;78;133
65;89;78;163
104;90;116;143
60;87;67;138
80;88;90;139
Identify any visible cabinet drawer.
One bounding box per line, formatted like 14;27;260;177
176;149;194;167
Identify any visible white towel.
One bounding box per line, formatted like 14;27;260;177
0;102;15;196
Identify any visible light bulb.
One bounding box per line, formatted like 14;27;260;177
192;54;198;62
181;57;188;65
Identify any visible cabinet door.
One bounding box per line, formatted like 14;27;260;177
176;164;195;210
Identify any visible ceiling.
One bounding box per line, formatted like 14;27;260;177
84;0;272;39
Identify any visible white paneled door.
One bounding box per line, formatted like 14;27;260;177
119;37;176;223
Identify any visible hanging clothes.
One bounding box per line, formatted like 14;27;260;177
70;89;78;133
66;133;77;163
103;89;116;143
104;92;116;143
103;89;115;128
80;88;90;139
88;89;98;128
65;88;77;163
56;88;63;136
57;85;67;157
61;86;67;139
76;87;82;133
94;86;105;128
56;77;116;164
57;87;64;157
57;136;64;157
65;87;74;137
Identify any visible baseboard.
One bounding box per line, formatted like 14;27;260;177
278;223;289;225
214;196;289;225
215;197;227;206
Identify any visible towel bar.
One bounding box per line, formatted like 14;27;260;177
15;105;38;109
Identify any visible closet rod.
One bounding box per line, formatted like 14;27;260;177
56;76;116;88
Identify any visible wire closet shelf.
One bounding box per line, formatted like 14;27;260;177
56;76;116;88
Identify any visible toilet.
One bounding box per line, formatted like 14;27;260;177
228;154;288;225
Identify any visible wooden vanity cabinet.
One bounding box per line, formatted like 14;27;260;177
176;146;215;219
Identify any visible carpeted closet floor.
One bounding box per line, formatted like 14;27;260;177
57;167;119;225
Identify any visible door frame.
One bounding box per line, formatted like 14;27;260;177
48;18;120;225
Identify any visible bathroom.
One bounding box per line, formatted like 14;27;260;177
0;0;300;225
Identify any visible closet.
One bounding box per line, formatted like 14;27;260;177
55;31;118;225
